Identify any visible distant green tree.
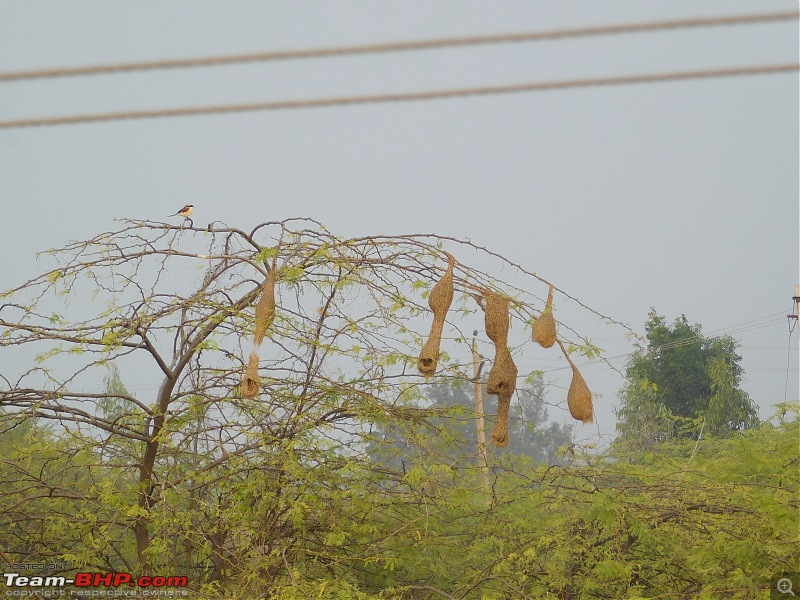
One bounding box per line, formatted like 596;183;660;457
369;376;573;469
616;310;758;450
432;377;573;463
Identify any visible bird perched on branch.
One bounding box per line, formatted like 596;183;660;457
169;204;194;227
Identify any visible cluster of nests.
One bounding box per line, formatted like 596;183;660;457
416;253;593;448
241;251;593;448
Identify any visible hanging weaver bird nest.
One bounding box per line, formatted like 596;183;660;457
417;337;440;377
483;290;510;347
491;389;513;447
557;340;593;423
532;284;557;349
479;289;519;446
486;347;517;396
417;253;455;376
241;351;261;399
254;268;276;347
567;365;593;423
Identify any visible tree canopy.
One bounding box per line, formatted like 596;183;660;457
616;309;759;450
0;219;606;593
0;221;793;598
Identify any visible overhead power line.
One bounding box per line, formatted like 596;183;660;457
0;63;796;130
539;311;790;374
0;11;796;82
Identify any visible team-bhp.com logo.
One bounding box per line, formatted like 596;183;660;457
4;572;188;593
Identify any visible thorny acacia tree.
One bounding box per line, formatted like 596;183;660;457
0;218;617;592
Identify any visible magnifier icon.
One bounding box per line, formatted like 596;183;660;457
778;578;796;596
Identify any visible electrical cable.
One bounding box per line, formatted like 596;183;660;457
1;11;796;82
634;314;787;354
539;311;791;374
0;63;796;130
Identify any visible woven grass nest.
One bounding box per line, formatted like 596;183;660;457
490;389;513;447
557;340;593;423
241;352;261;399
483;290;510;347
417;253;455;376
486;347;517;396
244;265;277;398
254;268;276;347
479;289;519;446
532;284;557;349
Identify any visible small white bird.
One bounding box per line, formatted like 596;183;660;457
169;204;194;218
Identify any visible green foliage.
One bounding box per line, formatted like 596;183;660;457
1;223;788;598
616;310;758;450
0;413;138;571
1;403;796;597
264;410;799;599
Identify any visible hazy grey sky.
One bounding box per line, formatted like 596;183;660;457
1;1;797;445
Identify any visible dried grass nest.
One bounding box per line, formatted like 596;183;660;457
417;253;456;376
